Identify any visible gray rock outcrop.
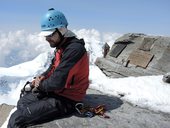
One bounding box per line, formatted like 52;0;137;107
95;33;170;78
1;89;170;128
0;104;14;126
163;72;170;83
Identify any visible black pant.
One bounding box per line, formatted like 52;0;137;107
7;92;77;128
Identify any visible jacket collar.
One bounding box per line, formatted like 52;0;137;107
63;30;76;38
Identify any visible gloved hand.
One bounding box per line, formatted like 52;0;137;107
32;76;45;87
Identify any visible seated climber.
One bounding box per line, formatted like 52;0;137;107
7;8;89;128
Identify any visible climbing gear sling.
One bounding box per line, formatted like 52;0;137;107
75;103;110;118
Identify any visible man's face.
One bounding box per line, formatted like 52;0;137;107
45;31;61;48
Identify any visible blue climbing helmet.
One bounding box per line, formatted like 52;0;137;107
41;8;68;31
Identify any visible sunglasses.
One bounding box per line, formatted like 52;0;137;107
45;30;57;37
46;28;62;37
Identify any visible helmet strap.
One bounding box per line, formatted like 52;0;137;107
55;28;65;48
56;28;64;42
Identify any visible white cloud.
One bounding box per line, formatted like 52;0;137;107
0;29;121;67
103;32;122;47
0;30;50;67
73;29;121;64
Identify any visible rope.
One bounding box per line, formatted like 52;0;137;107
75;103;110;118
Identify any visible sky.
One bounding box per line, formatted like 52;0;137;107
1;30;170;127
0;0;170;35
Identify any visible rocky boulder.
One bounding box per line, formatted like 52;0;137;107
95;33;170;78
0;104;14;126
1;89;170;128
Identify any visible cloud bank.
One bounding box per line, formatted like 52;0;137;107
0;29;122;67
0;30;50;67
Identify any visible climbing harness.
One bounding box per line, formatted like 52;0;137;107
75;103;110;118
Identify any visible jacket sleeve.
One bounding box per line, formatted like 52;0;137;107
40;50;57;77
40;58;54;77
38;43;86;92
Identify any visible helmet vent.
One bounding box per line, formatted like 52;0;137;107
48;17;54;21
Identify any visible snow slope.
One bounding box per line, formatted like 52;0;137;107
0;29;170;114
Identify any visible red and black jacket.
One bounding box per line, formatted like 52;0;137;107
39;37;89;101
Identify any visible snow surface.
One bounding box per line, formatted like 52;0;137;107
0;30;170;127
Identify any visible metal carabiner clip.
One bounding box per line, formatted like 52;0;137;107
75;103;84;115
